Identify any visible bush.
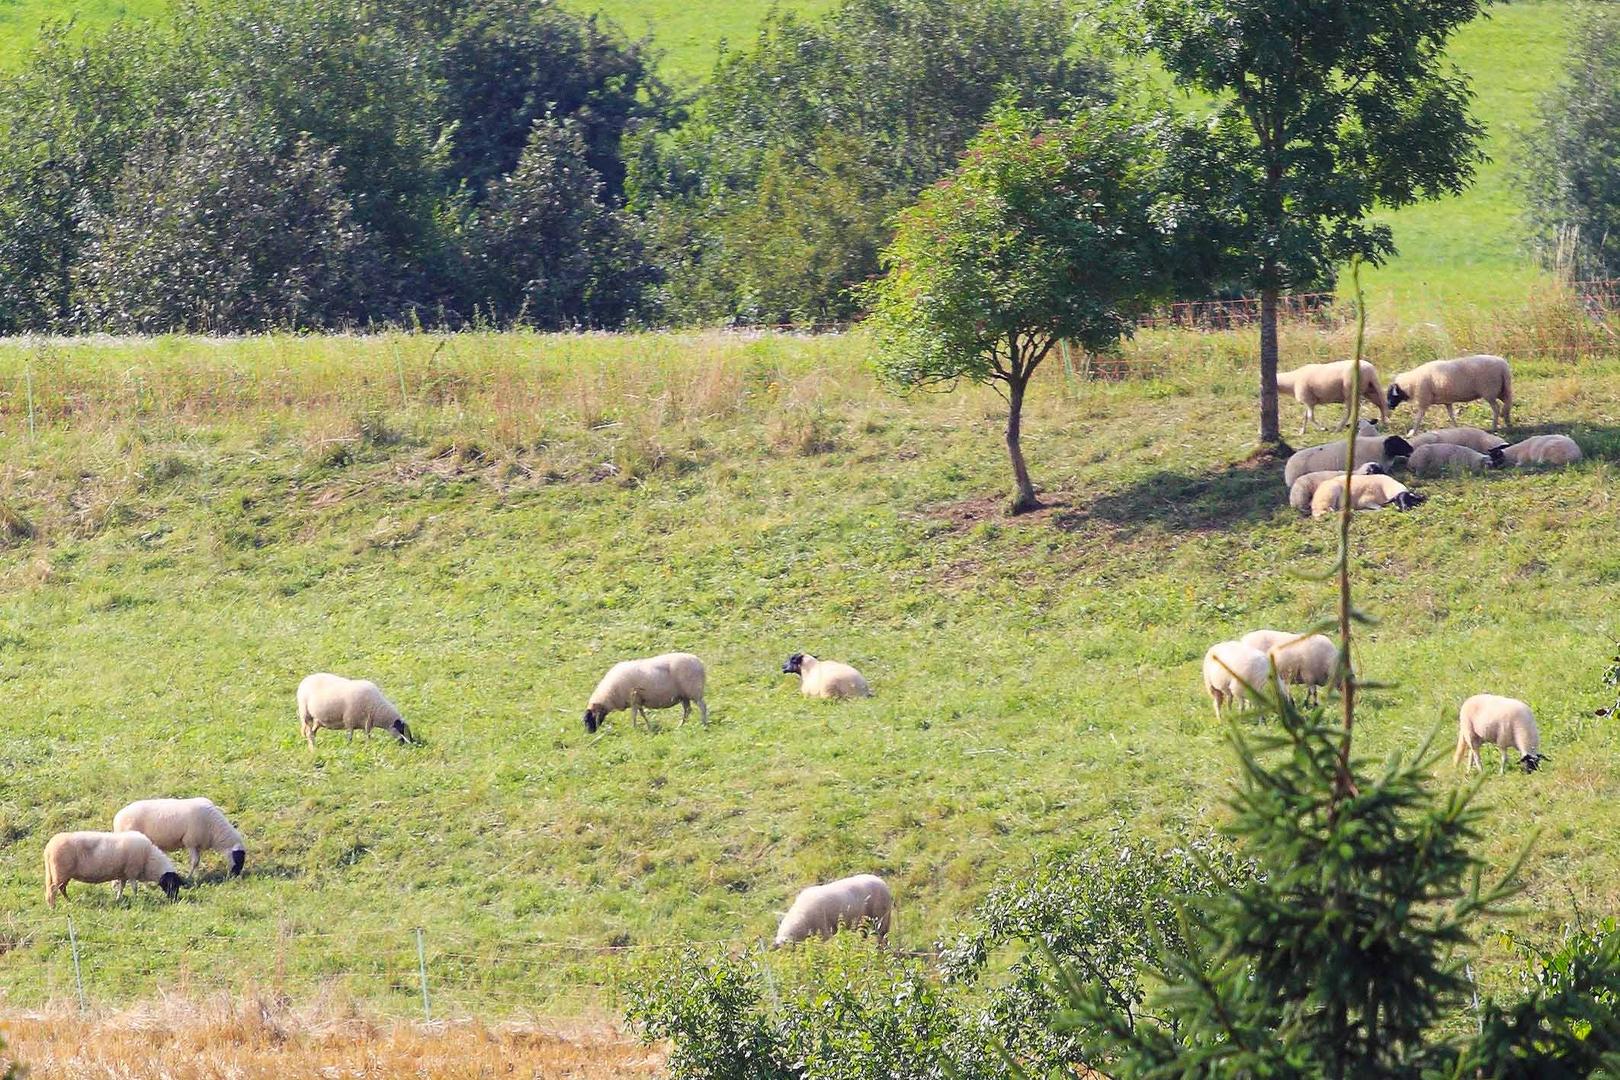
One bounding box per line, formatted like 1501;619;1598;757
1522;10;1620;279
73;106;376;332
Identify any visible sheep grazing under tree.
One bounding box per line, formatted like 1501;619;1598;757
583;652;708;733
1276;359;1390;434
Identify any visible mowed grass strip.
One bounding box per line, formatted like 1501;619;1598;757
0;328;1615;1014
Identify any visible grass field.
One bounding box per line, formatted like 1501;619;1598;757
0;308;1615;1018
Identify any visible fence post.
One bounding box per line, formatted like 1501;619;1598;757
415;927;431;1022
67;916;85;1013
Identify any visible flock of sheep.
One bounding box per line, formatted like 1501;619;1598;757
1207;350;1581;775
39;349;1585;948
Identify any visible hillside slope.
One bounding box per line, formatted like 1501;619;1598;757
0;330;1615;1013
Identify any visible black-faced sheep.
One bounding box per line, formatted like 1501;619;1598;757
1454;694;1543;774
584;652;708;733
1276;360;1390;434
782;654;871;699
114;797;247;878
1284;436;1414;487
1386;354;1513;435
1310;473;1426;517
45;831;182;906
297;673;413;751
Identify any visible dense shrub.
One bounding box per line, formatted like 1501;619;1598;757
73;109;375;333
1522;10;1620;279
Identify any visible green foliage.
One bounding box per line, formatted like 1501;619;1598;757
73;105;375;332
866;103;1173;509
632;0;1111;324
1521;8;1620;280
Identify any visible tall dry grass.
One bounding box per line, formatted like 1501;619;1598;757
0;991;665;1079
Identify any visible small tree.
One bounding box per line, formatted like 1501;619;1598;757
865;105;1172;513
1134;0;1488;446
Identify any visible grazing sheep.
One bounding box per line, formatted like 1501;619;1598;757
297;673;413;751
1287;462;1386;513
1267;633;1338;706
782;653;871;699
1283;436;1415;487
114;797;246;878
1202;641;1277;720
1500;434;1583;467
1407;442;1502;477
1310;473;1426;517
1454;694;1543;774
1276;360;1390;434
1386;354;1513;434
45;831;182;906
774;874;893;947
1408;426;1507;455
583;652;707;733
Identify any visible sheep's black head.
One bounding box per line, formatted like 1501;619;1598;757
1362;462;1386;476
583;708;601;734
391;718;414;744
1487;445;1507;468
782;653;806;675
230;848;245;877
1391;491;1426;511
1387;383;1409;409
1383;435;1414;460
159;871;182;900
1522;752;1547;773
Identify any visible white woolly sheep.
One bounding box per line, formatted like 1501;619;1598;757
1310;473;1426;517
1408;426;1508;455
1283;436;1415;487
297;673;413;751
774;873;893;947
584;652;707;733
1202;641;1277;720
114;797;246;878
1454;694;1543;774
1407;442;1502;477
782;653;871;699
1276;359;1390;434
1500;433;1583;467
45;831;181;906
1386;354;1513;434
1287;463;1386;513
1239;629;1293;655
1266;633;1338;706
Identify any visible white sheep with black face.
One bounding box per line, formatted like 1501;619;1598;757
1202;641;1278;720
583;652;707;733
114;797;247;878
45;831;182;906
297;673;413;750
1407;442;1503;476
1276;359;1390;434
1454;694;1543;774
1284;436;1415;487
1386;354;1513;434
1309;473;1426;517
782;653;870;699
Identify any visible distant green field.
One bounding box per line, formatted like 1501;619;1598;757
0;322;1616;1014
0;1;1585;314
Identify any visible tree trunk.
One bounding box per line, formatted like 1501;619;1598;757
1006;374;1037;514
1258;283;1281;446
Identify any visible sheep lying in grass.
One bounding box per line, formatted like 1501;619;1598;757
584;652;708;733
782;653;870;699
1283;436;1414;487
1500;434;1583;467
1276;360;1390;434
1454;694;1543;774
1288;463;1385;513
45;831;181;906
1202;641;1277;720
774;874;893;947
1407;442;1502;477
298;673;414;751
114;797;246;878
1409;426;1507;455
1386;354;1513;434
1310;473;1426;517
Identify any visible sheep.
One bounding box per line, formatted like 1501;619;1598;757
114;797;246;878
782;653;871;699
583;652;707;733
1356;419;1381;436
1408;426;1507;455
1453;694;1543;774
1500;433;1583;467
1386;354;1513;435
297;673;414;751
1407;442;1503;477
45;831;182;906
774;874;893;947
1283;436;1415;487
1239;629;1294;656
1310;473;1426;517
1202;641;1277;720
1240;631;1338;705
1276;359;1390;434
1287;462;1386;513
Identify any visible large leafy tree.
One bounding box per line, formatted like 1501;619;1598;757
866;105;1173;513
1134;0;1488;446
